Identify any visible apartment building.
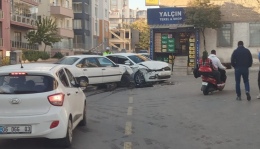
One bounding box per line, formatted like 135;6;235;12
38;0;74;56
72;0;91;50
98;0;110;50
158;0;260;63
0;0;39;59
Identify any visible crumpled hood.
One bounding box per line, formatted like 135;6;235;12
208;54;217;58
138;61;169;70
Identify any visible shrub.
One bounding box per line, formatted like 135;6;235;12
1;57;10;66
39;51;50;60
52;52;64;59
23;50;40;62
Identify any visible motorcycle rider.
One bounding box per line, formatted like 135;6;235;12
198;50;224;87
208;50;227;83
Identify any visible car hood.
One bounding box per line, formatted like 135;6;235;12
138;61;169;70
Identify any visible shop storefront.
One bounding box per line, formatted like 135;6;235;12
148;8;200;70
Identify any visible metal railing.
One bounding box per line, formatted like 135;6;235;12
11;41;38;50
50;3;72;9
11;14;36;26
52;43;73;49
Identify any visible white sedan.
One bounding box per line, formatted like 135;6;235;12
0;63;88;147
55;55;132;86
106;53;171;85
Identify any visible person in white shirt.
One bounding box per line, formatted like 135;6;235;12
208;50;227;83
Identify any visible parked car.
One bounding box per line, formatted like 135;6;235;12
106;53;171;86
0;63;88;147
55;55;133;87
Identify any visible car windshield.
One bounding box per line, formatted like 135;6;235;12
127;55;150;64
0;75;57;94
55;57;80;65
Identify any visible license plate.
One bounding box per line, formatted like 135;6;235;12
202;82;208;85
0;125;32;134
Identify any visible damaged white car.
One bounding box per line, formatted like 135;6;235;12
106;53;171;86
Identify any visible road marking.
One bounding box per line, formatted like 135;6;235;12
127;107;133;116
125;121;132;135
129;97;133;104
124;142;132;149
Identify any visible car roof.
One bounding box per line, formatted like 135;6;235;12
108;53;139;56
65;55;103;58
0;63;65;74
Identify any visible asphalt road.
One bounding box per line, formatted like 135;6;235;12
1;68;260;149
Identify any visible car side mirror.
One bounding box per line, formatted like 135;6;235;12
125;62;131;65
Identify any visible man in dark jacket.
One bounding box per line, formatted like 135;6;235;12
231;41;253;101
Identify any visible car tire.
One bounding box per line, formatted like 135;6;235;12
79;103;87;126
134;71;145;87
53;118;73;147
120;74;131;87
79;77;89;91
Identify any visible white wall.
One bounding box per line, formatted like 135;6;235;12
201;23;260;63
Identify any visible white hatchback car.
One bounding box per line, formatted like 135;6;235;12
0;63;87;147
55;55;132;86
106;53;172;85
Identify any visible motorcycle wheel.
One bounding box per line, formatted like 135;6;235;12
203;85;210;95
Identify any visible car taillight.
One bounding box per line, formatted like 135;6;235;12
48;93;65;106
50;120;59;129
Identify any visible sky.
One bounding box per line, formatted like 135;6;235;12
129;0;158;10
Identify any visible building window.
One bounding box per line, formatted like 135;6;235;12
95;7;98;17
73;2;82;13
73;20;82;29
84;3;88;14
14;32;22;42
73;35;83;48
217;23;232;47
85;21;89;30
67;20;70;28
249;23;260;47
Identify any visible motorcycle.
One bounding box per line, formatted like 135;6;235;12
201;75;225;95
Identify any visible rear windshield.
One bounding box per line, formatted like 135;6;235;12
55;57;79;65
0;75;57;94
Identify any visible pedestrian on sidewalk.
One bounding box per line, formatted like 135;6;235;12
231;41;253;101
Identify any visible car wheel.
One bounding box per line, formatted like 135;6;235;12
120;74;131;87
54;118;73;147
134;71;145;86
79;104;87;126
79;77;89;91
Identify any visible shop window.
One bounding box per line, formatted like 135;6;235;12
217;23;232;47
249;23;260;47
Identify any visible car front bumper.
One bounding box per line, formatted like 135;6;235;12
0;108;68;139
143;71;171;82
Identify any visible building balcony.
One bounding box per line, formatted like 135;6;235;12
21;0;39;6
50;4;73;18
11;41;39;50
52;43;73;50
57;27;74;38
11;14;36;29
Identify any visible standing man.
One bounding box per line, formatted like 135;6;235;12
208;50;227;83
103;47;112;56
231;41;253;101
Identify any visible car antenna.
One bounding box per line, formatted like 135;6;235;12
19;57;23;68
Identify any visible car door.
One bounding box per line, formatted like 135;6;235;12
96;57;122;83
57;69;78;118
64;68;84;121
76;58;103;84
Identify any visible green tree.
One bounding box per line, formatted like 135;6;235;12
184;0;222;51
130;19;150;50
25;17;62;52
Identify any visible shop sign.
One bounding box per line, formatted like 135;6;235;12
147;8;185;25
145;0;159;6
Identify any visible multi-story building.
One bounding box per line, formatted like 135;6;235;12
38;0;74;56
98;0;110;50
157;0;260;63
1;0;39;59
72;0;91;50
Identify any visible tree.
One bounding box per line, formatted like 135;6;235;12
25;17;62;52
184;0;222;51
130;19;150;50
